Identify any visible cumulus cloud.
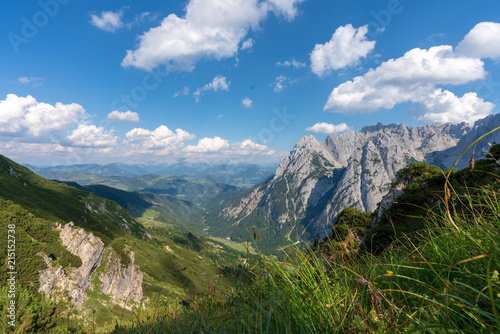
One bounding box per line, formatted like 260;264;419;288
66;124;117;147
230;139;274;155
324;45;486;113
241;97;253;108
184;137;230;153
0;94;87;138
18;76;44;86
126;125;195;150
311;24;375;76
90;10;124;32
194;75;230;102
107;110;140;123
182;136;274;156
241;38;254;50
276;58;306;68
266;0;306;21
456;22;500;60
121;0;305;71
413;89;494;125
305;122;352;134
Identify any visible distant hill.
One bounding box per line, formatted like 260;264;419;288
26;161;276;189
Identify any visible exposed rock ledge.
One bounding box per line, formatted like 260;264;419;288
38;222;143;309
99;249;143;308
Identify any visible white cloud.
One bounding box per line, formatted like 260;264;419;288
0;94;87;138
131;12;159;26
184;137;229;153
324;45;486;113
271;75;296;93
126;125;195;150
90;10;124;32
241;38;254;50
230;139;274;155
266;0;306;21
18;76;44;86
306;122;352;134
107;110;140;123
456;22;500;60
276;58;306;68
121;0;305;71
66;124;117;148
194;75;230;102
241;97;253;108
217;114;224;119
173;86;190;97
311;24;375;76
413;89;494;125
183;137;274;156
122;0;265;71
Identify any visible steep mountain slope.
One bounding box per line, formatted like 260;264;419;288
0;155;148;245
427;113;500;168
66;182;207;231
207;114;500;252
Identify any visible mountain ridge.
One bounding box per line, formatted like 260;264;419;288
207;113;500;252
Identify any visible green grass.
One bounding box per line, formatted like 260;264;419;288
208;236;257;254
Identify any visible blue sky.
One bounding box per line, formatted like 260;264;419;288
1;0;500;166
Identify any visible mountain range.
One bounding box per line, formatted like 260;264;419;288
26;162;276;189
205;113;500;252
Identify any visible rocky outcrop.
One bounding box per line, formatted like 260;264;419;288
38;222;143;309
216;114;500;244
98;250;143;306
38;222;104;307
360;178;409;249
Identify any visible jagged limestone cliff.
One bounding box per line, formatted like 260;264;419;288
214;114;500;247
38;222;143;309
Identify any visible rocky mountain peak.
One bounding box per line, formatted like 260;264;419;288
295;134;319;148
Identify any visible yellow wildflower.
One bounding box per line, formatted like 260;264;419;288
492;270;499;283
386;270;394;276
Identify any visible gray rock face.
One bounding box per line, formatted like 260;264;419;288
38;222;104;307
427;113;500;169
38;222;143;309
219;114;500;244
98;250;143;306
